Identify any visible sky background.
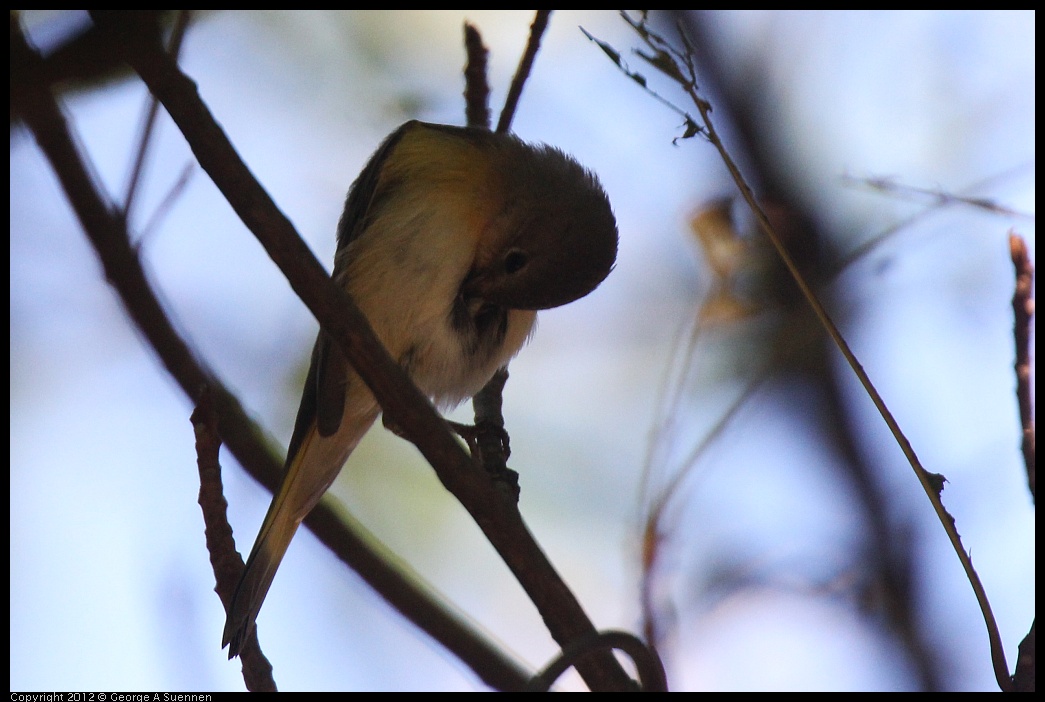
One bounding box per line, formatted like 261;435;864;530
10;10;1035;691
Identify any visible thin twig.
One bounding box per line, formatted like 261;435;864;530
464;23;514;492
463;22;490;130
137;161;195;241
1009;232;1035;503
192;388;276;691
527;630;667;692
842;173;1035;221
463;24;520;499
496;10;551;134
835;161;1036;274
122;10;191;222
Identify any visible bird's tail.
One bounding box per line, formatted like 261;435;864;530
222;410;376;657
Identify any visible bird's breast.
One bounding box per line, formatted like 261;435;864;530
342;216;537;412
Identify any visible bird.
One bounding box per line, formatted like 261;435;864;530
222;120;618;658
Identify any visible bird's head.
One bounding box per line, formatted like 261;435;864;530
462;137;618;311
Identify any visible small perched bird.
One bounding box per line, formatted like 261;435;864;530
222;120;618;657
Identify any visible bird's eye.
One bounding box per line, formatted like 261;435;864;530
503;249;529;274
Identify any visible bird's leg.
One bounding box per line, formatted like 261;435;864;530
451;419;519;501
446;419;510;460
381;414;519;500
380;414;509;461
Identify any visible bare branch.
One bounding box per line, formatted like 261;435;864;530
1009;232;1035;502
463;22;491;130
192;389;276;691
496;10;551;134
